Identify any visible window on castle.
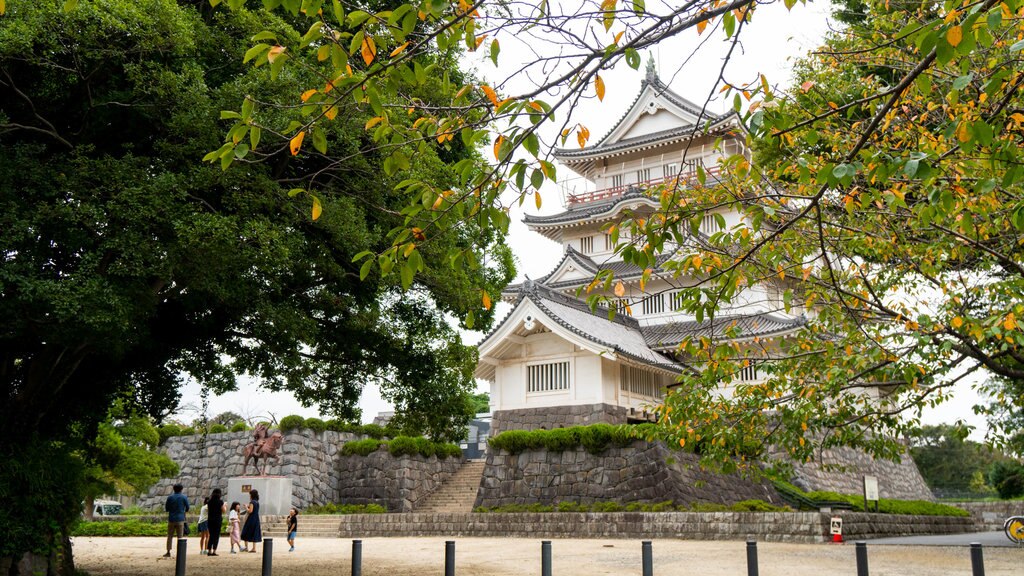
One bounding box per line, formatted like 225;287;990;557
611;174;624;189
527;361;571;393
641;293;665;315
663;163;680;180
580;236;594;253
604;233;614;251
700;213;718;235
620;365;665;399
737;362;760;382
637;168;651;184
670;291;686;311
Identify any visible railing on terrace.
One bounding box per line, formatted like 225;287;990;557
566;165;723;206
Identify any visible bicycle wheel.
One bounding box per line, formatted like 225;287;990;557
1006;516;1024;544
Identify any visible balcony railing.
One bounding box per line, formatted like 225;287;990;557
566;165;722;206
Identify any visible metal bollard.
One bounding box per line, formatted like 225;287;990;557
746;540;759;576
541;540;552;576
445;540;455;576
855;541;869;576
175;537;187;576
641;541;653;576
970;542;985;576
352;539;362;576
262;538;273;576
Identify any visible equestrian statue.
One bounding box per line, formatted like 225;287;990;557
242;423;284;475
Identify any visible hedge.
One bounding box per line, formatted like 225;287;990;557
339;436;462;459
474;499;789;513
302;503;387;514
73;518;233;537
773;481;970;517
487;423;664;455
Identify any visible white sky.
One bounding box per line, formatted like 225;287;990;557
175;1;989;438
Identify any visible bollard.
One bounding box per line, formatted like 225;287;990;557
641;541;653;576
175;538;187;576
970;542;985;576
541;540;552;576
855;541;869;576
352;539;362;576
262;538;273;576
746;540;759;576
445;540;455;576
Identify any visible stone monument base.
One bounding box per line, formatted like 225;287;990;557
227;476;293;516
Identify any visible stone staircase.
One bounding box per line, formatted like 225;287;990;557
263;514;340;538
414;460;486;513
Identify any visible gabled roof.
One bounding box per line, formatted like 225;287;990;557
523;189;659;227
477;280;685;380
501;246;679;298
642;313;807;350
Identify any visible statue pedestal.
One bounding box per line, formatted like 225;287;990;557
227;476;293;516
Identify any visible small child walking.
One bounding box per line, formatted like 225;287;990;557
286;508;298;552
228;502;242;554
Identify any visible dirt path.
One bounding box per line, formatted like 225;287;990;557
72;536;1021;576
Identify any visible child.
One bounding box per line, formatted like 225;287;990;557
286;508;298;552
197;497;210;555
228;502;242;554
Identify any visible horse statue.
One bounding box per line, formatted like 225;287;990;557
242;431;284;475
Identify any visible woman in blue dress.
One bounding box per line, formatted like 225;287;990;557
239;489;262;553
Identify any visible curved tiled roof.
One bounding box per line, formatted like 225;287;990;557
642;314;807;349
523;189;658;226
501;246;679;296
554;113;739;161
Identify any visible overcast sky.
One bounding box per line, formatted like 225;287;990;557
174;1;989;437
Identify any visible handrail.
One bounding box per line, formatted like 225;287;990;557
566;166;723;206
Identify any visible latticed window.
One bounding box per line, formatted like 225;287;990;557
737;362;760;382
527;361;571;393
700;213;718;235
579;236;594;253
611;174;625;188
663;163;679;180
603;233;614;251
641;293;665;315
637;168;651;183
670;291;686;311
620;365;665;399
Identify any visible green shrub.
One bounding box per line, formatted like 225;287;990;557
180;426;196;436
304;417;328;433
729;500;790;512
387;436;418;457
209;424;228;434
230;421;248;432
279;415;305;432
73;519;166;537
690;502;731;512
303;503;386;514
989;461;1024;499
488;423;666;455
342;439;384;456
775;480;970;516
360;424;387;439
440;443;464;459
326;419;359;433
118;506;149;516
157;423;183;444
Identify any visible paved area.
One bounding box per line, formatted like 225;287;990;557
866;530;1019;547
72;536;1023;575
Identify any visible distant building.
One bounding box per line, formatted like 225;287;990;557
476;62;805;435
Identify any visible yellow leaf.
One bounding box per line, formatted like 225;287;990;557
317;45;330;61
679;438;686;448
365;116;383;130
404;243;416;257
311;196;322;220
1004;313;1017;331
493;135;504;160
1011;112;1024;125
301;89;318;102
577;130;586;149
946;25;962;47
956;122;970;142
595;74;606;101
528;101;543;112
535;192;542;209
614;31;624;44
802;267;812;281
290;131;305;156
0;0;5;15
614;281;625;297
361;35;377;66
696;18;708;35
389;41;409;58
432;195;444;210
799;437;805;447
692;255;703;269
482;291;492;310
267;45;287;63
481;85;499;107
324;106;338;120
951;316;964;329
801;421;808;431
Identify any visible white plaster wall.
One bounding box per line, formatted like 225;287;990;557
619;109;689;141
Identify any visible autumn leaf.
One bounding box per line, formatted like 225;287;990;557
361;35;377;66
946;25;962;47
0;0;6;15
493;135;505;160
481;84;499;107
679;438;686;448
800;80;815;93
389;41;409;58
324;106;338;120
290;131;305;155
311;196;322;220
482;290;492;310
696;17;708;35
267;45;287;63
595;74;606;101
951;316;964;329
535;192;542;209
1004;313;1017;331
614;281;625;297
301;89;318;102
365;116;383;130
411;227;426;241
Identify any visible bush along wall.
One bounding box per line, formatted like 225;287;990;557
772;481;970;517
339;436;462;459
487;423;663;454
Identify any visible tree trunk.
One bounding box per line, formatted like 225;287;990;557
0;531;75;576
84;493;96;521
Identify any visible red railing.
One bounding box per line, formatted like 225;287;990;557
566;165;722;206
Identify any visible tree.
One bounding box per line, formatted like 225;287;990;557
907;424;1003;495
206;0;1024;469
0;0;511;572
468;392;491;414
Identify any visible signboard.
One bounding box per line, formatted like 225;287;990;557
863;476;879;501
830;516;843;535
241;484;252;493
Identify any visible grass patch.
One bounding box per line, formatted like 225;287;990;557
773;480;970;517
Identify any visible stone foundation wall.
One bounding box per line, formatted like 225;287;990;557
832;511;977;539
787;445;934;502
476;441;781;508
336;451;463;512
491;404;629;436
947;501;1022;531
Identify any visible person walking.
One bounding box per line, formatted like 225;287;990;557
228;502;242;554
286;508;298;552
205;488;226;556
239;489;262;553
197;497;210;554
163;483;190;558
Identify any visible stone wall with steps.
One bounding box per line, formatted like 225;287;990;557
416;461;486;513
336;451;463;512
286;511;975;542
476;441;781;508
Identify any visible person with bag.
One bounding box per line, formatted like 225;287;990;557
205;489;226;556
239;489;262;553
163;483;190;558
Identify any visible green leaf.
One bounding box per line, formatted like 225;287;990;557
249;126;261;149
400;263;414;289
632;0;645;14
311;126;328;154
723;10;736;38
359;258;374;280
243;44;271;64
287;188;305;197
489;39;500;66
220;110;242;120
63;0;79;12
1010;39;1024;52
624;48;641;70
347;10;371;27
952;73;973;90
251;31;278;42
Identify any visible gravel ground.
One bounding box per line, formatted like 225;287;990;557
72;536;1021;576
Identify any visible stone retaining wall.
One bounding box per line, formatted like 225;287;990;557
336;452;463;512
947;502;1023;531
476;441;781;508
329;511;975;542
787;445;934;502
491;404;629;436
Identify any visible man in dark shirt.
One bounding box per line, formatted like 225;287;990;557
164;483;190;557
